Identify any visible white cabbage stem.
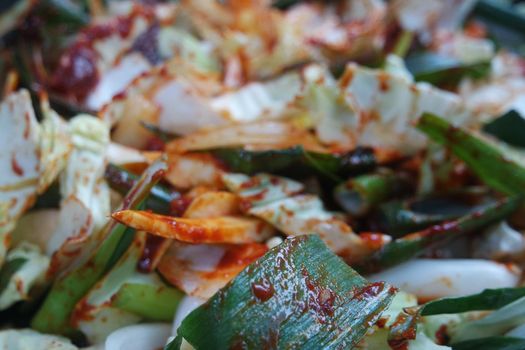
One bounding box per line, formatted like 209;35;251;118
367;259;520;299
105;323;172;350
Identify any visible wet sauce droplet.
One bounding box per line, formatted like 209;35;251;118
252;278;274;302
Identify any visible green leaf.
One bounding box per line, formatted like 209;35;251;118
212;146;376;180
356;196;521;273
421;287;525;316
483;110;525;149
177;235;397;350
416;113;525;196
452;337;525;350
406;52;490;85
164;335;183;350
31;157;168;335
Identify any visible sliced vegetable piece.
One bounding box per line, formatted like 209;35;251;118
383;286;525;346
177;235;397;349
47;115;110;275
377;189;488;236
405;52;490;85
105;164;181;215
112;211;274;244
31;157;167;335
248;194;371;259
0;258;26;296
452;337;525;350
388;308;420;349
38;100;72;193
209;70;303;123
368;259;520;301
0;329;77;350
473;220;525;260
183;191;240;218
211;147;304;175
158;242;268;299
0;242;49;310
0;89;41;263
356;196;521;273
212;146;377;178
222;173;304;208
105;324;172;350
452;295;525;342
334;170;411;217
111;283;183;321
72;231;182;343
165;153;224;190
166;120;323;154
483;110;525;149
416;113;525;195
421;287;525;316
224;173;380;262
338;63;483;154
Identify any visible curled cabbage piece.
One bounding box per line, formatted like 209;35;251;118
336;63;487;153
0;241;49;310
0;90;71;264
49;115;110;274
223;173;385;263
158;241;267;299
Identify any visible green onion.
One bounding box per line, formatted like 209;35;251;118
212;146;376;180
356;196;521;274
176;235;397;349
452;337;525;350
416;113;525;196
111;282;184;322
31;157;167;335
421;287;525;316
406;52;490;86
334;170;410;217
105;164;180;215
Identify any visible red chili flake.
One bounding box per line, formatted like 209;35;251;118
378;71;390;92
23;112;31;139
352;282;384;300
11;154;24;176
435;324;449;345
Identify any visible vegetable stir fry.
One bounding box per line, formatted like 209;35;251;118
1;0;525;349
